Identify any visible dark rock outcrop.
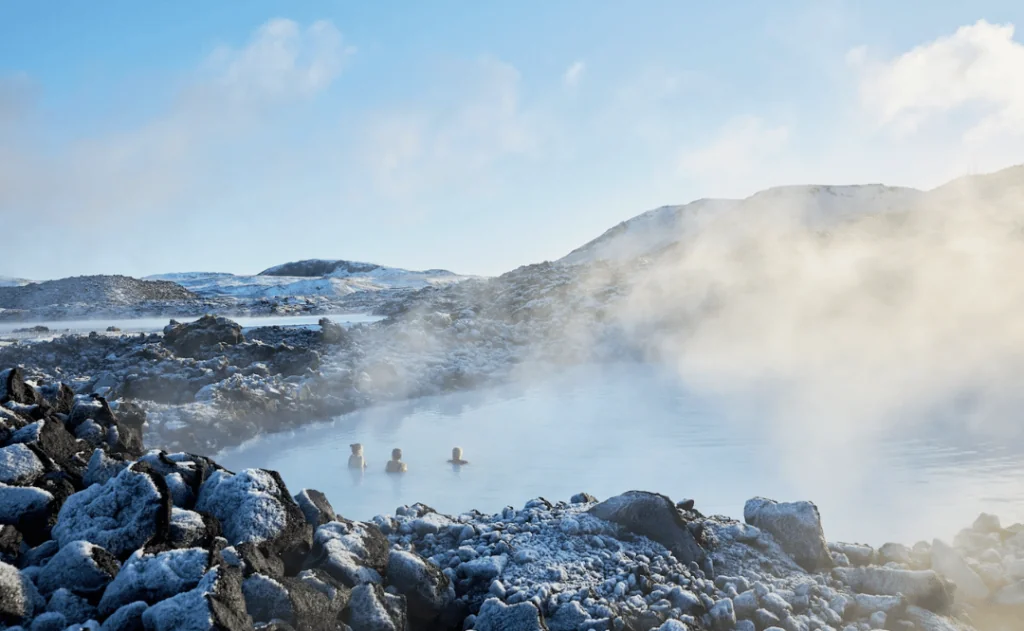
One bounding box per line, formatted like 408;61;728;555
589;491;707;569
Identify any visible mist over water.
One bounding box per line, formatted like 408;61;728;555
218;363;1024;545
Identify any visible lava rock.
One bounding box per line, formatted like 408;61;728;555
163;315;244;357
36;540;120;597
345;583;408;631
140;565;252;631
195;468;312;575
100;600;148;631
98;547;210;616
589;491;707;568
51;464;171;559
294;489;336;528
387;549;455;627
472;597;547;631
0;560;45;626
743;498;832;572
0;443;46;485
832;566;954;613
304;519;389;587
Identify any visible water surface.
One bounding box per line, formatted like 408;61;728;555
0;313;383;339
217;363;1024;546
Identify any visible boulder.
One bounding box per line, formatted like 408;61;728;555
36;541;120;597
140;565;252;631
304;519;389;587
472;597;546;631
0;368;43;407
902;605;976;630
743;498;831;572
319;319;348;346
0;482;54;534
9;419;82;476
0;443;46;485
243;571;348;631
44;587;97;625
832;567;953;613
98;547;210;616
588;491;706;568
168;508;221;549
0;560;45;626
163;315;244;357
0;524;22;564
293;489;337;528
387;549;455;626
83;449;128;488
930;539;989;602
195;468;312;574
345;583;408;631
100;601;148;631
51;464;171;559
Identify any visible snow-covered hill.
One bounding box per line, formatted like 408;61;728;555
561;183;924;264
148;263;472;300
0;276;30;287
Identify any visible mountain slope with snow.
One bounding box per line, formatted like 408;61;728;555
561;183;925;265
0;276;30;287
149;263;473;300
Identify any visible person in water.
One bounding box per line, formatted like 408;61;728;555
348;443;367;469
385;448;408;473
448;447;469;465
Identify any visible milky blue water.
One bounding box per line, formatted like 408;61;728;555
0;313;383;339
216;363;1024;546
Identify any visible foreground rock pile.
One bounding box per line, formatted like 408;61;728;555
1;365;1020;630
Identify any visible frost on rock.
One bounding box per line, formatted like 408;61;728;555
472;597;546;631
345;583;407;631
832;566;954;613
743;497;831;572
168;507;219;548
589;491;707;568
0;482;54;529
140;565;252;631
99;600;148;631
0;560;45;626
82;449;128;488
36;540;120;597
0;443;45;485
195;468;311;572
51;465;170;559
43;587;97;626
241;573;291;625
387;549;455;626
98;547;210;616
304;519;388;587
293;488;336;528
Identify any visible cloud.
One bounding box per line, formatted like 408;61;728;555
563;61;586;89
852;20;1024;143
0;18;352;224
364;57;543;202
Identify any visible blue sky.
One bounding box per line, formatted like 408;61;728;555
2;1;1024;279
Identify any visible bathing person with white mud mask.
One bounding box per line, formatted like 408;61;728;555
348;443;367;469
386;448;408;473
448;447;469;465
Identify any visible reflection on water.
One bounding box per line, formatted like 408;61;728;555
0;313;383;338
217;363;1024;546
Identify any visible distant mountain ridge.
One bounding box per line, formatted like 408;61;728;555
0;275;197;311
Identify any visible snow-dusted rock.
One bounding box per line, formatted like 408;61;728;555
241;573;291;624
51;465;170;558
930;539;989;602
0;482;54;532
472;597;545;631
82;449;128;488
293;489;336;528
708;598;736;630
167;508;219;549
98;547;209;616
303;519;388;587
36;541;119;597
589;491;706;568
140;565;251;631
903;604;976;630
0;443;45;485
100;601;148;631
461;554;508;581
195;468;311;574
387;549;455;625
345;583;407;631
44;588;96;625
548;600;589;631
832;566;953;612
744;498;831;572
29;611;67;631
972;513;1002;533
163;315;244;357
0;560;45;626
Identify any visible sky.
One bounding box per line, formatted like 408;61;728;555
3;1;1024;279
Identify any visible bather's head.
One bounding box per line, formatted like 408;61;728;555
451;447;463;461
391;448;402;461
350;443;363;455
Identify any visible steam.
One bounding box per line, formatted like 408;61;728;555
600;171;1024;479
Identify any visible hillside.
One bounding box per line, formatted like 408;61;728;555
0;275;197;310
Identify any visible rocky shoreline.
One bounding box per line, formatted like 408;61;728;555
0;366;1020;631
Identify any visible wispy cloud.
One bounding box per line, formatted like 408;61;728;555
563;61;586;89
0;18;353;225
851;20;1024;143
